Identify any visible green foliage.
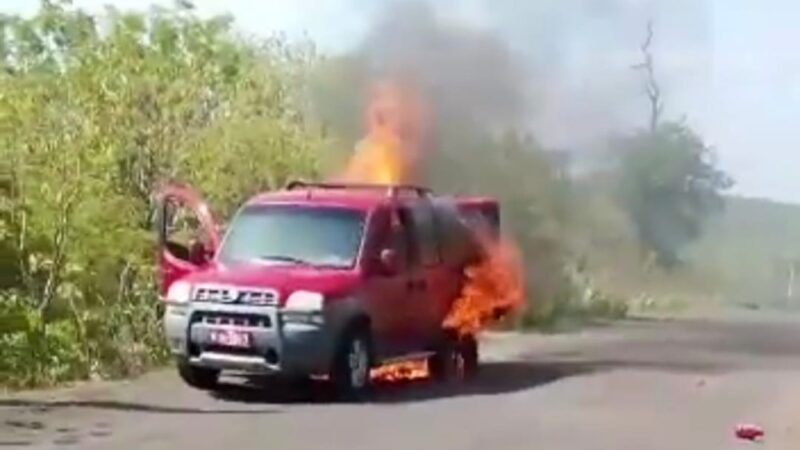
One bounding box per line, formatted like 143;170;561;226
0;1;324;388
616;122;733;268
515;259;629;331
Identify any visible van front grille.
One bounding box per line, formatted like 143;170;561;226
192;312;272;329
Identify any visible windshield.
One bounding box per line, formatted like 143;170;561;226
218;205;366;268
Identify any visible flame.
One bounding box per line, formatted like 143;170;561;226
339;78;426;184
370;360;429;383
341;78;525;383
443;237;525;336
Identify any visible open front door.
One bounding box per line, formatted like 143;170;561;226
155;183;220;297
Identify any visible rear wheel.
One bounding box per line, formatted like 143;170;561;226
331;328;373;401
177;361;220;390
460;334;480;379
428;333;460;382
429;333;479;383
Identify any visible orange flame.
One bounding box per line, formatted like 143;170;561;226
370;360;429;383
443;237;525;336
339;78;427;184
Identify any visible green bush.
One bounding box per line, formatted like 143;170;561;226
0;1;324;389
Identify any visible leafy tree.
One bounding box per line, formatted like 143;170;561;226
0;0;323;387
617;122;733;268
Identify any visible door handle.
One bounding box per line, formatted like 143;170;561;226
407;279;427;291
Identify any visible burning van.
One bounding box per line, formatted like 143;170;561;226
155;180;512;399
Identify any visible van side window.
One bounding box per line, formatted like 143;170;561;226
462;205;499;239
434;204;470;265
409;200;441;266
396;206;420;268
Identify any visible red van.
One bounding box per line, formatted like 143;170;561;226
156;181;499;399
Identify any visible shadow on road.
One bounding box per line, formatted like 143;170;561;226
370;356;721;404
371;360;597;404
0;398;279;415
210;352;727;405
209;359;600;405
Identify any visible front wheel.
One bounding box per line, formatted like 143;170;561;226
177;361;220;390
331;329;373;401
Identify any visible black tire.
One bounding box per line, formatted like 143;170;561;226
460;334;480;379
428;333;460;382
331;328;373;401
177;361;220;391
429;333;479;383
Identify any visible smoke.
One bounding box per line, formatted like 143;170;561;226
314;0;712;314
331;0;712;157
357;2;530;132
479;0;713;152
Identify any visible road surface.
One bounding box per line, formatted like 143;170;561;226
4;313;800;449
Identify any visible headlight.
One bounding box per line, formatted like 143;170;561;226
166;281;192;304
284;290;324;312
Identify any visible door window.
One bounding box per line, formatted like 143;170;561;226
408;200;441;266
161;198;203;262
155;184;219;266
393;207;418;270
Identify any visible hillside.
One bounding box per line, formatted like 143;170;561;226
688;196;800;307
565;185;800;313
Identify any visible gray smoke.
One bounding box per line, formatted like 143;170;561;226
347;0;712;155
357;1;530;131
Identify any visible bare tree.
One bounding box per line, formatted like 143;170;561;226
632;20;663;133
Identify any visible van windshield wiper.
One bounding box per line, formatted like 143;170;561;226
256;255;313;266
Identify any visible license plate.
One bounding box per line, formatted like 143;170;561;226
209;329;252;348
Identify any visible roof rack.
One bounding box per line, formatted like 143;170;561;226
285;180;431;198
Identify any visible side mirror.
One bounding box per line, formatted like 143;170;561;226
379;248;400;275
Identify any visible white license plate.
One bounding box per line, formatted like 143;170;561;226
209;329;252;348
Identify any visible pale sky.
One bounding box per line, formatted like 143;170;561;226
2;0;799;204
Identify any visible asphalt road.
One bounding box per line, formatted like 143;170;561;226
4;313;800;449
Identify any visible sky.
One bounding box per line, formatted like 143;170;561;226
2;0;799;204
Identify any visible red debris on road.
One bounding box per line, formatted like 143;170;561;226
735;423;765;441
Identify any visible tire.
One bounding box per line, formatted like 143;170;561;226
429;333;479;383
331;328;373;401
177;361;220;391
460;334;480;379
428;333;460;382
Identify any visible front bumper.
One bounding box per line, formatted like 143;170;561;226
164;302;335;376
